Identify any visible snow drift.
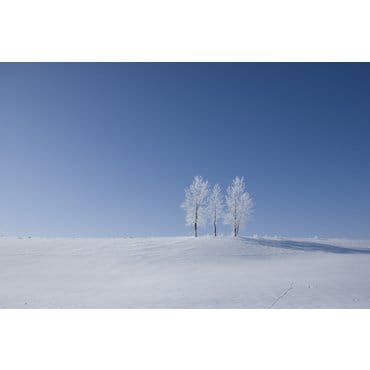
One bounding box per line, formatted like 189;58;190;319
1;236;370;308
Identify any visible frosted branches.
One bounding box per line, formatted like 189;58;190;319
181;176;253;237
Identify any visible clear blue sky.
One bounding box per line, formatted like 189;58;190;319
1;63;369;238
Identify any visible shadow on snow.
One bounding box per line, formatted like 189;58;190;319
240;237;370;255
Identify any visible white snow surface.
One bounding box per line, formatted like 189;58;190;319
1;235;370;308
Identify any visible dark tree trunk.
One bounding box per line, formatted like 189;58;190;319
233;201;237;237
214;220;217;237
194;207;198;237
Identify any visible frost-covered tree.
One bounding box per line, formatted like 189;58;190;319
208;184;224;237
224;176;253;237
181;176;209;237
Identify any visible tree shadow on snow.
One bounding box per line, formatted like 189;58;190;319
240;237;370;255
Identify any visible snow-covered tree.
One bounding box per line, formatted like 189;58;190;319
208;184;224;237
224;176;253;237
181;176;209;237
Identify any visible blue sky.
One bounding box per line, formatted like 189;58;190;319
1;63;370;238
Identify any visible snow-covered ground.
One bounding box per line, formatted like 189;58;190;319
1;236;370;308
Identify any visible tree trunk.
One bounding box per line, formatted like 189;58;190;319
214;220;217;237
194;207;198;237
233;201;237;237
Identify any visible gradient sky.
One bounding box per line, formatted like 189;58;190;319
1;63;370;238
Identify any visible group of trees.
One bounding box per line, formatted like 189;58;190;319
181;176;253;237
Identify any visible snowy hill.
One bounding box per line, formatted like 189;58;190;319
1;236;370;308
